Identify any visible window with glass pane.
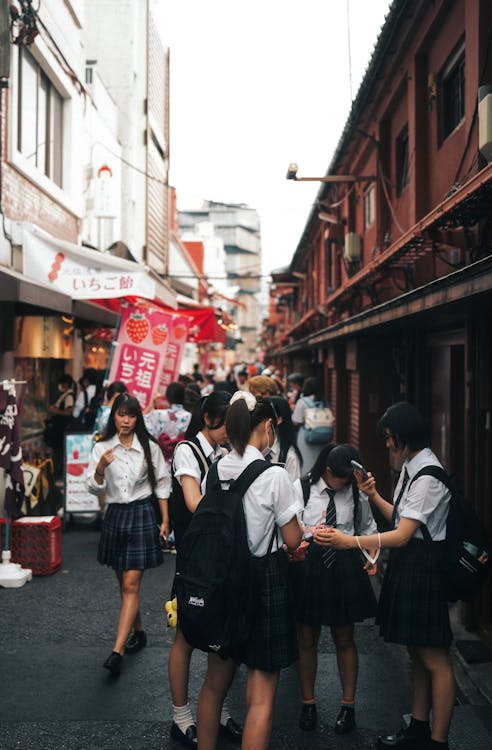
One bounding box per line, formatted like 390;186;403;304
17;47;64;187
441;44;465;141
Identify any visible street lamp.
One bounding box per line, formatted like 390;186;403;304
286;162;376;182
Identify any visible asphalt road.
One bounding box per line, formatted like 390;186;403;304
1;524;491;749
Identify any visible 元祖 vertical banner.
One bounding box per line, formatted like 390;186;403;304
108;303;190;408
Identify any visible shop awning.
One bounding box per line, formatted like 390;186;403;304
16;223;177;309
0;264;73;313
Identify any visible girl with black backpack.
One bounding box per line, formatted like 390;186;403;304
168;391;242;747
196;391;303;750
291;444;378;736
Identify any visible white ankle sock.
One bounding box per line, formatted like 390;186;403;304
173;702;195;733
220;700;231;726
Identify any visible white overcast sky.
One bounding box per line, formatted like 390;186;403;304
152;0;392;274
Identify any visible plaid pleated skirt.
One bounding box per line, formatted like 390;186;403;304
238;548;298;673
377;539;452;648
290;544;377;626
97;496;163;571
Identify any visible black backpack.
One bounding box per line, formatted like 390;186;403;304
409;466;490;602
174;458;275;656
169;438;210;548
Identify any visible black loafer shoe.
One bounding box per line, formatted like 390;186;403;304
125;630;147;654
334;706;356;734
299;702;317;731
103;651;122;677
170;722;197;747
219;717;243;743
377;727;430;748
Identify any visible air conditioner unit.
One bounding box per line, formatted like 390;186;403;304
344;232;362;261
478;85;492;163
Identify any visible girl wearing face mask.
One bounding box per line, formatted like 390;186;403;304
168;391;242;747
291;444;378;736
86;393;171;677
197;392;303;750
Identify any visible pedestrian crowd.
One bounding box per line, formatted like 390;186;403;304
41;360;457;750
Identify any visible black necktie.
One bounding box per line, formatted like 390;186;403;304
391;468;410;528
321;488;337;569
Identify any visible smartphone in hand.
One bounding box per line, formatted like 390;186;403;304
351;459;369;481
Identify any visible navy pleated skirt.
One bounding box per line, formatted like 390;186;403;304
290;544;377;626
377;539;452;648
238;548;298;673
97;496;163;571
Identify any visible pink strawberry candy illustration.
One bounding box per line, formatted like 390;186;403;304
151;324;168;346
125;314;150;344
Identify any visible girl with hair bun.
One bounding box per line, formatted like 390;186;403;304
197;391;303;750
168;390;242;746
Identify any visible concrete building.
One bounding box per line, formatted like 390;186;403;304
179;200;262;358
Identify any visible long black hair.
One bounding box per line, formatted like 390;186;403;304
270;395;303;466
226;396;278;456
184;390;231;439
101;393;158;491
308;443;362;484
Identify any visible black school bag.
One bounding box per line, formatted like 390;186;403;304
174;458;274;656
409;466;490;602
169;438;210;547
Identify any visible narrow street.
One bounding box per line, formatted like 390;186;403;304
1;525;491;750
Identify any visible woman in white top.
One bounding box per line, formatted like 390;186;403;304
315;402;455;750
168;391;242;747
291;443;377;736
86;393;171;678
197;391;303;750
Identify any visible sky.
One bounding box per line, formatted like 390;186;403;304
152;0;393;275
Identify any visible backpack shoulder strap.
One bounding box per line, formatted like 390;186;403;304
300;474;311;506
408;464;452;490
230;459;275;497
408;465;452;543
176;438;210;480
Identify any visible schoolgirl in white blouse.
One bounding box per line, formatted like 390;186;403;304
168;390;242;747
86;393;171;677
196;391;303;750
315;402;455;750
292;443;377;735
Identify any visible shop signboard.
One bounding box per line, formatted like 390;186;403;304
108;303;190;409
64;433;100;514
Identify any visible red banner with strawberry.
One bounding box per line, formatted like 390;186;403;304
107;303;190;409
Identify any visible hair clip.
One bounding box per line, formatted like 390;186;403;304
230;390;257;412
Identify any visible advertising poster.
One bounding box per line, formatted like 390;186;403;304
158;314;190;393
108;303;190;408
64;434;100;513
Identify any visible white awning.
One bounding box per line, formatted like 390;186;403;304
18;223;177;309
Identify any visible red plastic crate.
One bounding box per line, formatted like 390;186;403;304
0;516;62;575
